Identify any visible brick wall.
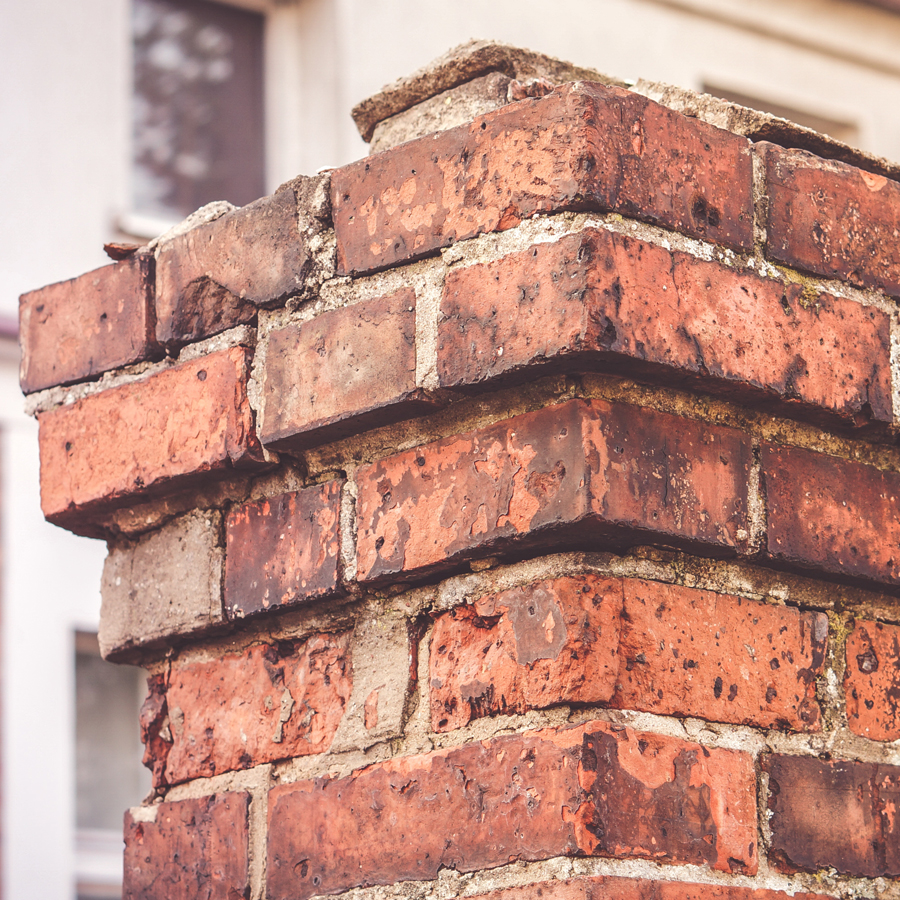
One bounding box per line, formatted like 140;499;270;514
21;40;900;900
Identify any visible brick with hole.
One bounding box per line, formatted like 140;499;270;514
844;619;900;741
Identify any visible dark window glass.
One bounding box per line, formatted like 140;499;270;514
133;0;265;218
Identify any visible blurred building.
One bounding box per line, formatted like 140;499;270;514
2;0;900;896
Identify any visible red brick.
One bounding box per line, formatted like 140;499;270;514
470;876;832;900
430;574;623;731
439;229;892;426
260;289;438;450
151;633;351;785
764;753;900;876
19;255;158;394
225;482;343;618
156;181;328;346
267;719;757;899
762;444;900;587
124;793;250;900
764;144;900;296
38;347;266;534
844;619;900;741
333;82;752;276
612;580;827;730
356;398;750;582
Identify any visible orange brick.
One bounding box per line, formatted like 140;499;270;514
439;229;892;427
39;347;266;534
612;580;827;730
844;619;900;741
430;574;622;731
333;82;752;275
267;719;757;899
20;255;158;393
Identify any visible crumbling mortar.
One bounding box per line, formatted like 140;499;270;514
890;312;900;428
340;476;360;585
747;443;767;556
751;145;769;256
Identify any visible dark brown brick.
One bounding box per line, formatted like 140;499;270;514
153;634;351;785
267;720;757;899
38;347;266;535
612;579;827;730
762;444;900;587
156;178;330;347
439;229;892;426
469;876;832;900
260;289;438;451
764;143;900;296
333;82;752;275
430;574;623;731
764;754;900;876
123;793;250;899
225;482;343;617
356;398;751;582
19;255;158;393
844;619;900;742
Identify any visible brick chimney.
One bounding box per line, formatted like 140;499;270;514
21;40;900;900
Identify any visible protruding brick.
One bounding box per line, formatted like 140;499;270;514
439;228;892;426
764;143;900;296
333;82;752;275
844;619;900;741
19;255;158;393
151;633;351;785
260;289;437;450
430;574;623;731
100;509;224;659
612;580;827;730
38;347;266;535
225;482;343;618
267;719;757;898
468;876;832;900
156;176;332;346
124;794;250;899
762;445;900;587
356;398;750;582
764;754;900;876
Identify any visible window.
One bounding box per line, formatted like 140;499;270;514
75;632;150;900
132;0;266;221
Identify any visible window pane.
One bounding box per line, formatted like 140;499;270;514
75;634;151;831
133;0;265;219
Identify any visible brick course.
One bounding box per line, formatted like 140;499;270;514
267;720;757;899
333;81;751;275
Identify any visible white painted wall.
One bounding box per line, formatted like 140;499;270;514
3;0;900;897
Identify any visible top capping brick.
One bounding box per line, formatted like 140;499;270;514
19;254;159;394
763;142;900;297
351;38;621;142
155;173;333;349
332;81;753;276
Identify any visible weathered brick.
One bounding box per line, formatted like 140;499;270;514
468;876;832;900
152;633;351;785
156;176;331;346
100;509;224;659
260;289;437;450
38;347;266;534
19;254;158;393
267;719;757;899
762;445;900;587
356;398;750;582
124;793;250;899
764;754;900;876
439;228;892;426
430;574;623;731
612;580;827;730
764;143;900;296
225;482;343;618
844;619;900;741
333;82;752;275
